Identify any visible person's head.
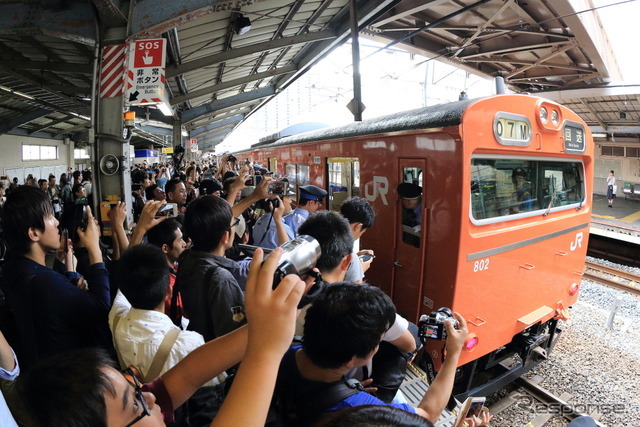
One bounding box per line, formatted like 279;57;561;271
222;170;238;182
145;184;165;202
1;186;58;256
82;170;92;183
146;218;187;264
132;170;151;189
18;348;163;427
303;282;396;369
298;211;353;278
59;173;68;186
315;405;434;427
198;178;223;197
397;183;422;210
118;245;170;310
298;185;327;212
72;170;82;183
38;179;48;192
340;197;375;240
185;195;234;252
72;182;86;200
610;170;615;175
48;174;56;187
165;178;187;206
511;167;528;189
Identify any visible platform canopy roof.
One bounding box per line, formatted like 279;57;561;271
0;0;635;149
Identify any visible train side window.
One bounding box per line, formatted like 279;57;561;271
471;158;585;222
327;157;360;212
400;167;423;248
269;158;278;174
285;164;309;199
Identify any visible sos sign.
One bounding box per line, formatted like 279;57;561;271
132;39;165;68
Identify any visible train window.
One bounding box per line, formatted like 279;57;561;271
269;158;278;174
285;164;309;198
471;158;585;223
327;157;360;212
400;167;423;248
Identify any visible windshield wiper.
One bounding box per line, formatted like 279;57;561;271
543;186;557;216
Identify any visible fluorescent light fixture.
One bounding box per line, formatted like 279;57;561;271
591;133;607;138
158;101;173;117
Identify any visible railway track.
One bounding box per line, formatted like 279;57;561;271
488;375;606;427
583;261;640;296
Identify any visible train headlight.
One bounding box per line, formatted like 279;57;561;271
539;106;548;124
464;334;479;351
569;282;580;296
551;110;559;126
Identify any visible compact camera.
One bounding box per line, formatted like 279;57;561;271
418;307;458;341
268;235;321;288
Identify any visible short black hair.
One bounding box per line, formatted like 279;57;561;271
147;218;182;249
316;405;434;427
340;197;375;229
38;179;47;187
72;183;84;197
297;211;353;274
82;170;92;181
185;195;232;252
1;186;54;255
303;282;396;369
145;183;159;201
131;169;148;184
117;244;170;310
17;348;115;427
165;178;183;196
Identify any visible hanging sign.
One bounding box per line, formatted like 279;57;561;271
126;39;166;106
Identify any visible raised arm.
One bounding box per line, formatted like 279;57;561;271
110;201;129;259
129;200;167;247
230;175;272;219
271;196;290;245
415;313;468;422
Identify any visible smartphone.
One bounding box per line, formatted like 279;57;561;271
80;206;89;231
245;175;255;186
156;203;178;218
268;180;287;195
60;228;69;252
358;254;375;262
455;396;486;427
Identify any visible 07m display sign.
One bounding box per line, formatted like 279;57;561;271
126;39;167;106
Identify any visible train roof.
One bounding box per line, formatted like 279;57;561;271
260;97;477;148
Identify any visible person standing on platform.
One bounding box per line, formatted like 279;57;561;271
283;184;327;235
606;170;616;208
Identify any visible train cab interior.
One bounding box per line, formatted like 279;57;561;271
471;159;585;222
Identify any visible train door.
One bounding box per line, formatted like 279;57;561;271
327;157;360;212
268;158;278;175
392;160;426;321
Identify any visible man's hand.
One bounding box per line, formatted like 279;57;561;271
357;249;375;273
244;247;305;359
272;196;285;220
444;312;468;356
76;206;103;264
136;200;168;232
109;201;127;228
253;176;273;200
229;173;249;195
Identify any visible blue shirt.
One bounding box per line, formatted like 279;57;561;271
0;350;19;427
252;213;295;249
283;207;309;236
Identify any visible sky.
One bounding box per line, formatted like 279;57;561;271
216;0;640;153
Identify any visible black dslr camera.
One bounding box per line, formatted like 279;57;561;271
418;307;458;341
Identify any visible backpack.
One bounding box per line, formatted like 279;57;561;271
267;348;364;427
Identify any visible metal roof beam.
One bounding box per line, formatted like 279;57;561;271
372;0;450;28
199;136;225;149
28;115;74;135
195;123;238;142
460;41;571;60
591;126;640;134
0;60;93;74
184;107;252;132
181;86;274;124
0;108;50;134
171;65;296;105
166;30;336;78
539;85;640;101
452;0;514;58
190;114;245;138
506;43;576;78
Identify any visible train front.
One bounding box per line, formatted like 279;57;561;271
422;95;594;399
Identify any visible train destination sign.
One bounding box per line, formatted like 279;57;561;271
493;112;531;146
563;122;586;153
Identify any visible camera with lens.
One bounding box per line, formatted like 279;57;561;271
418;307;458;341
255;197;280;211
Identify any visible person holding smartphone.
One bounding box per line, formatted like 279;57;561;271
340;197;376;284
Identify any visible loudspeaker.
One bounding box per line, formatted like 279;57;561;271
99;155;120;176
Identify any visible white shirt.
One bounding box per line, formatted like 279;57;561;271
0;350;19;427
109;292;223;385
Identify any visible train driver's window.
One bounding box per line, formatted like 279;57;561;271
471;159;585;222
399;167;423;248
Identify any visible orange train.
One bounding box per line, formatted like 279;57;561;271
240;94;593;398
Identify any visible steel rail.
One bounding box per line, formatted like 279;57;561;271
583;261;640;296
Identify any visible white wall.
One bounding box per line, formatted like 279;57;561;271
595;141;640;196
0;134;72;184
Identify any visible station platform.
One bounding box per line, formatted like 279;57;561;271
590;193;640;244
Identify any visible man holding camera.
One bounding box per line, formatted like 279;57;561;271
284;184;327;236
251;195;294;249
274;282;468;424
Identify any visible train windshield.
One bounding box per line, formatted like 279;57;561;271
471;158;584;222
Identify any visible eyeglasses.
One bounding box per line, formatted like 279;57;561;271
121;367;150;427
227;217;240;231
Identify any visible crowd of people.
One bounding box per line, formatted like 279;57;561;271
0;154;500;426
